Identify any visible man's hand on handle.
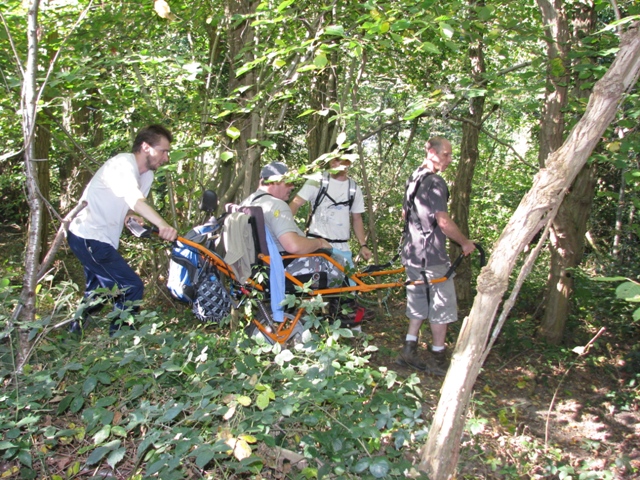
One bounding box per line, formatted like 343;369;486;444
461;240;476;256
359;245;373;261
157;222;178;242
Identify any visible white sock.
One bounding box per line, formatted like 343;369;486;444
406;334;418;342
431;345;445;352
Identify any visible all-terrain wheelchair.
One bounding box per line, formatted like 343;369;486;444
129;190;485;345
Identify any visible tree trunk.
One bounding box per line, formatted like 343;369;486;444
35;123;50;264
540;164;597;342
307;64;339;162
226;0;261;202
536;0;570;168
450;16;486;306
612;165;626;258
419;23;640;480
540;0;597;344
16;0;42;373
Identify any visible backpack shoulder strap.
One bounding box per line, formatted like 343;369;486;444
305;172;330;230
403;171;436;236
347;178;356;211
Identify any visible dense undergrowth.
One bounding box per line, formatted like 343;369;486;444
2;268;437;480
1;240;638;479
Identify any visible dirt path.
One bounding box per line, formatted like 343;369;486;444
362;298;640;478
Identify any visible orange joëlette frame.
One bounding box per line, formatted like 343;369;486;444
175;235;452;299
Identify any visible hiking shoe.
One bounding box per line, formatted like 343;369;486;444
68;319;84;335
396;340;427;371
424;349;449;377
68;314;93;335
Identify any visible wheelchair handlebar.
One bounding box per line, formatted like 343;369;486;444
126;218;158;239
443;243;486;280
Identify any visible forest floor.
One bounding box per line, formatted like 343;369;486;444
359;297;640;479
2;225;639;478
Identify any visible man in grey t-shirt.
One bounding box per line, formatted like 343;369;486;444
242;162;343;288
398;137;476;376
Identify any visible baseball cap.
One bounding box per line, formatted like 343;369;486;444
260;161;288;182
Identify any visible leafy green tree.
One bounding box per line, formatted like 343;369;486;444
420;20;640;479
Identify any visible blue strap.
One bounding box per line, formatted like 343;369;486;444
265;229;285;323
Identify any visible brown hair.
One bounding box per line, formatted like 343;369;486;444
132;124;173;153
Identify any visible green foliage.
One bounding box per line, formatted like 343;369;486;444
1;302;430;478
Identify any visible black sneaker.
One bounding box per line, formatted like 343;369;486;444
68;319;84;335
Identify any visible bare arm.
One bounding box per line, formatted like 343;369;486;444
352;213;372;260
132;198;178;241
279;231;331;254
289;195;307;216
435;211;475;255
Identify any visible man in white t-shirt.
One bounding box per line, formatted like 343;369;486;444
289;147;372;267
67;124;178;335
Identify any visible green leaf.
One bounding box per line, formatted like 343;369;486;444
616;282;640;302
221;151;235;161
83;376;98;396
226;126;241;140
275;349;294;365
477;6;495;21
158;404;185;423
93;425;111;445
403;103;426;121
391;19;411;31
277;0;295;12
314;53;328;68
111;426;127;437
16;415;40;427
297;108;316;118
195;446;216;469
95;396;117;408
550;57;566;77
256;391;271;410
0;441;17;450
439;22;454;39
324;25;345;37
169;150;187;162
18;449;32;468
70;396;85;413
369;458;390;478
420;42;441;54
354;457;370;473
593;276;629;282
86;446;110;466
57;395;74;415
107;447;126;469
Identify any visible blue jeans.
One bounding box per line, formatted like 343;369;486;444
67;231;143;315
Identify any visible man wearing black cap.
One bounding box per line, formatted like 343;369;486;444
243;161;332;254
242;161;343;287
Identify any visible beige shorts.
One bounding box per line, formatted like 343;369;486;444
405;264;457;324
